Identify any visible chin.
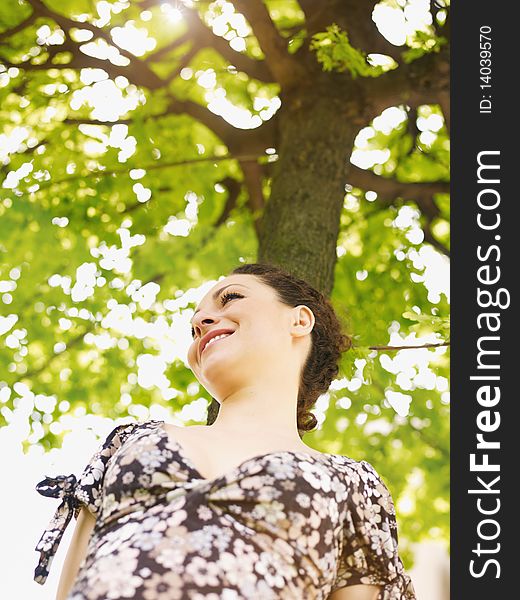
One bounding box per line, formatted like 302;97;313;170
199;359;248;397
198;357;233;390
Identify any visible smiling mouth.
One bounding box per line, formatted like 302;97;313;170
202;332;234;355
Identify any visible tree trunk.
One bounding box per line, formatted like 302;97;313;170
257;79;358;296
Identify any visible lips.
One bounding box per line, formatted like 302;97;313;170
199;328;235;359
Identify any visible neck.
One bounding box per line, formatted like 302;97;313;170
210;379;302;444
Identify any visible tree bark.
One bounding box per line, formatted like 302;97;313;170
258;77;358;296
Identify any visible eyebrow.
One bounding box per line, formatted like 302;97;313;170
191;283;249;323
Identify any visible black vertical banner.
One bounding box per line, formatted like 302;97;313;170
451;3;515;598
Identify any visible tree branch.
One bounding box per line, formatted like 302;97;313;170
0;12;37;41
348;164;450;256
348;165;449;209
366;341;449;351
361;45;450;122
123;174;243;224
144;5;274;83
146;30;190;62
296;0;321;22
32;153;264;191
3;1;274;96
437;89;450;134
239;159;265;238
213;176;242;227
21;0;164;88
177;5;274;83
162;44;199;87
0;54;132;81
63;96;238;142
423;222;450;258
297;0;402;62
230;0;303;85
26;0;134;62
342;0;403;61
405;107;419;157
63;96;279;160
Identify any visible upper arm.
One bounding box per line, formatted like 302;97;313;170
55;506;96;600
329;584;382;600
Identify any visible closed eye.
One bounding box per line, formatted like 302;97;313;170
220;291;243;305
191;291;244;338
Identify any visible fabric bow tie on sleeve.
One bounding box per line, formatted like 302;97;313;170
34;474;81;585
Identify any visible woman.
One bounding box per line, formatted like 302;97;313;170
34;263;416;599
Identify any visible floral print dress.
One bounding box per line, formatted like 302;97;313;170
34;420;416;599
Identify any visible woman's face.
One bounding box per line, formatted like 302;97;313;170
187;274;311;400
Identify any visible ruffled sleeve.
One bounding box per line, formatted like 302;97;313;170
332;460;417;599
33;421;137;585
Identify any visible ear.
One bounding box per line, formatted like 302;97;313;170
290;305;315;338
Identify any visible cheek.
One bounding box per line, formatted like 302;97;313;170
187;342;198;369
247;320;285;351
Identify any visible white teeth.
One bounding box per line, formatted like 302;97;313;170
204;333;231;351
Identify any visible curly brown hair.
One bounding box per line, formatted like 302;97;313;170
205;263;352;437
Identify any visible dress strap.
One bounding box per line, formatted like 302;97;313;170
34;474;81;585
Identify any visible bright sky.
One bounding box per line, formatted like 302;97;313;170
0;1;449;597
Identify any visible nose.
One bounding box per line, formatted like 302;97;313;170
191;311;217;339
